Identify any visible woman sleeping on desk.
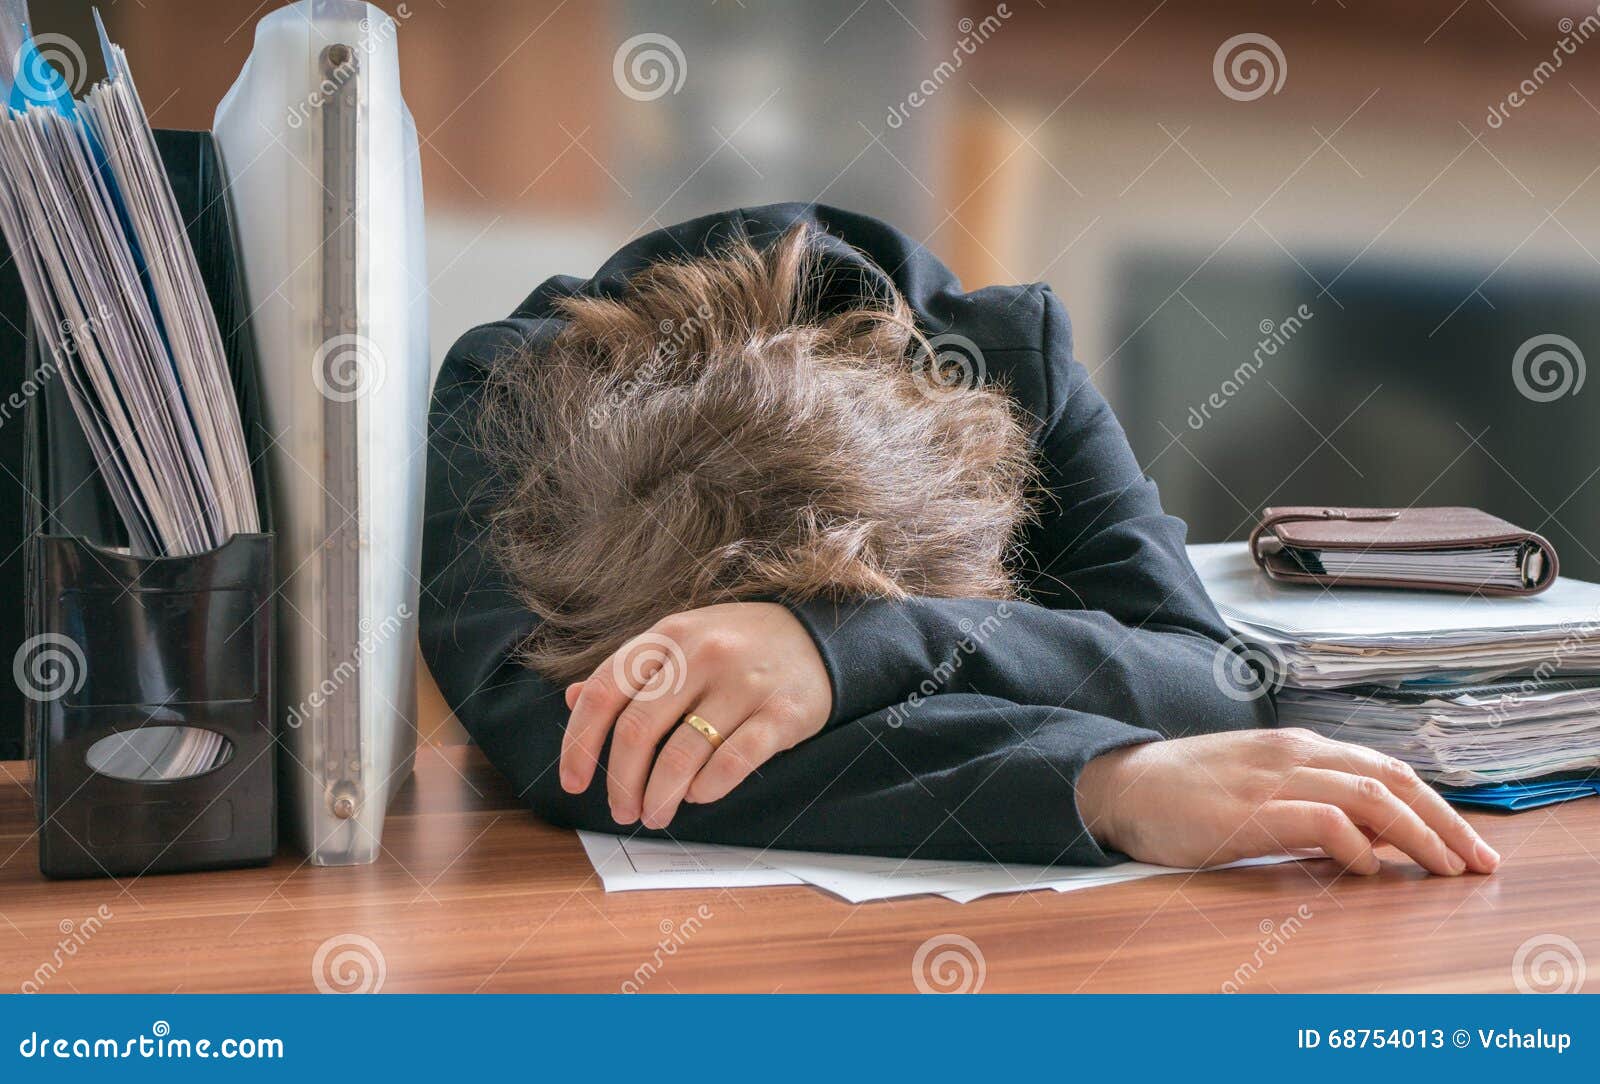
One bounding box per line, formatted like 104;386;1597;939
420;203;1499;878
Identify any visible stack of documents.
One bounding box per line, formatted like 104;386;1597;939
0;14;258;557
1273;680;1600;786
1191;543;1600;793
579;832;1301;903
1189;543;1600;689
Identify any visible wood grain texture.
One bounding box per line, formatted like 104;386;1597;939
1;748;1595;993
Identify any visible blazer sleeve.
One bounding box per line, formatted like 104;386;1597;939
421;320;1165;865
785;286;1277;739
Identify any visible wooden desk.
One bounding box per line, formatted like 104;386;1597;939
1;747;1596;993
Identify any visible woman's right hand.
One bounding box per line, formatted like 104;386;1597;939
1076;728;1500;876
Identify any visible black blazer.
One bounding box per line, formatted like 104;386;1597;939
420;203;1275;865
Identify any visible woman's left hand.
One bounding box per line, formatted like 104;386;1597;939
558;602;832;829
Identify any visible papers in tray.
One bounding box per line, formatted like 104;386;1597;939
82;724;233;782
1188;542;1600;688
0;14;258;557
579;832;1302;904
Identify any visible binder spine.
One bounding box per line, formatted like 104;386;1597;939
316;42;365;833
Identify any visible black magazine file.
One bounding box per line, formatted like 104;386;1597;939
22;129;277;879
0;222;25;759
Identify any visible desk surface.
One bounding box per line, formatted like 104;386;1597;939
1;747;1596;993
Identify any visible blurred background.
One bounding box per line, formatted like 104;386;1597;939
21;0;1600;746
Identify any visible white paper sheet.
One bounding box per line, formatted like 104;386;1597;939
766;849;1300;903
579;832;803;891
579;832;1303;903
1189;542;1600;641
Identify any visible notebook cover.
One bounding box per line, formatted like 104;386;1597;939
1248;506;1558;596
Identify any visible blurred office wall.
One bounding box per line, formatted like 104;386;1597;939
27;0;1600;739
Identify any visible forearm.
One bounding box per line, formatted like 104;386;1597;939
453;680;1158;865
788;594;1276;735
666;694;1158;864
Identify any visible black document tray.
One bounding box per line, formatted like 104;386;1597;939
21;129;277;879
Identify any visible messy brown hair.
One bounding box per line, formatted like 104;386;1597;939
480;224;1036;683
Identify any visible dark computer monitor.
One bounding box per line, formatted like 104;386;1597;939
1113;251;1600;582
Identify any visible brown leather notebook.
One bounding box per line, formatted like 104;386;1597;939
1247;506;1558;596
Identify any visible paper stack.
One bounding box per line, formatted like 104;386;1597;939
0;13;258;557
1190;543;1600;799
1272;680;1600;786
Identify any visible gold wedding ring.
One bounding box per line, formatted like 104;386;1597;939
682;713;724;750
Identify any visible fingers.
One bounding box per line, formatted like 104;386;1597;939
1261;800;1382;876
564;682;582;711
559;668;634;795
1287;767;1463;876
1302;739;1498;873
686;713;789;805
560;619;697;809
603;667;702;825
639;697;749;830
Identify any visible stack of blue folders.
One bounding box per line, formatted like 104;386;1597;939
1437;779;1600;811
1190;543;1600;811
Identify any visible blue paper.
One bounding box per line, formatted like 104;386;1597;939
8;31;77;115
1438;779;1600;811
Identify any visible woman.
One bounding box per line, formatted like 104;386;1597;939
421;202;1497;876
